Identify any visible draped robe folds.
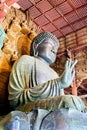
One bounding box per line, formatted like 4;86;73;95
8;55;84;111
0;55;86;130
8;55;61;108
8;55;85;112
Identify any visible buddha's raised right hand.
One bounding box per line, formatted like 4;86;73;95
59;59;78;89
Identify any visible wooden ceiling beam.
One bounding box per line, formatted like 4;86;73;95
29;0;35;5
79;85;87;91
57;44;87;57
67;0;87;25
79;94;87;99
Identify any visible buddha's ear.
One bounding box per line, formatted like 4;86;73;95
34;51;38;56
33;47;38;56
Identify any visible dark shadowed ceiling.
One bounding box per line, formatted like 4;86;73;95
16;0;87;39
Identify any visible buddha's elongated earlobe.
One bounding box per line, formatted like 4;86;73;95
35;51;38;56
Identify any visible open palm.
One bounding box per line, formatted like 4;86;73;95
60;59;77;89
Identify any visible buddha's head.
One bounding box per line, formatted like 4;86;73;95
30;32;59;65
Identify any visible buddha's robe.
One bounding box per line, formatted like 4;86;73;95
8;55;85;112
8;55;61;108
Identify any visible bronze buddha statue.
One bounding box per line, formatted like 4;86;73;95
0;32;86;130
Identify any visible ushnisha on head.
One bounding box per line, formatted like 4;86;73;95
30;32;59;65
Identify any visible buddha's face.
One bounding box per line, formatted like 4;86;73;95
35;39;59;64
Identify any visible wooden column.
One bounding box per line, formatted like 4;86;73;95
71;53;77;95
72;77;77;95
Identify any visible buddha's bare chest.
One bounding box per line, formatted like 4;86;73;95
36;63;58;84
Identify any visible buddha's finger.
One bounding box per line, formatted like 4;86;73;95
68;59;72;68
71;59;78;69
